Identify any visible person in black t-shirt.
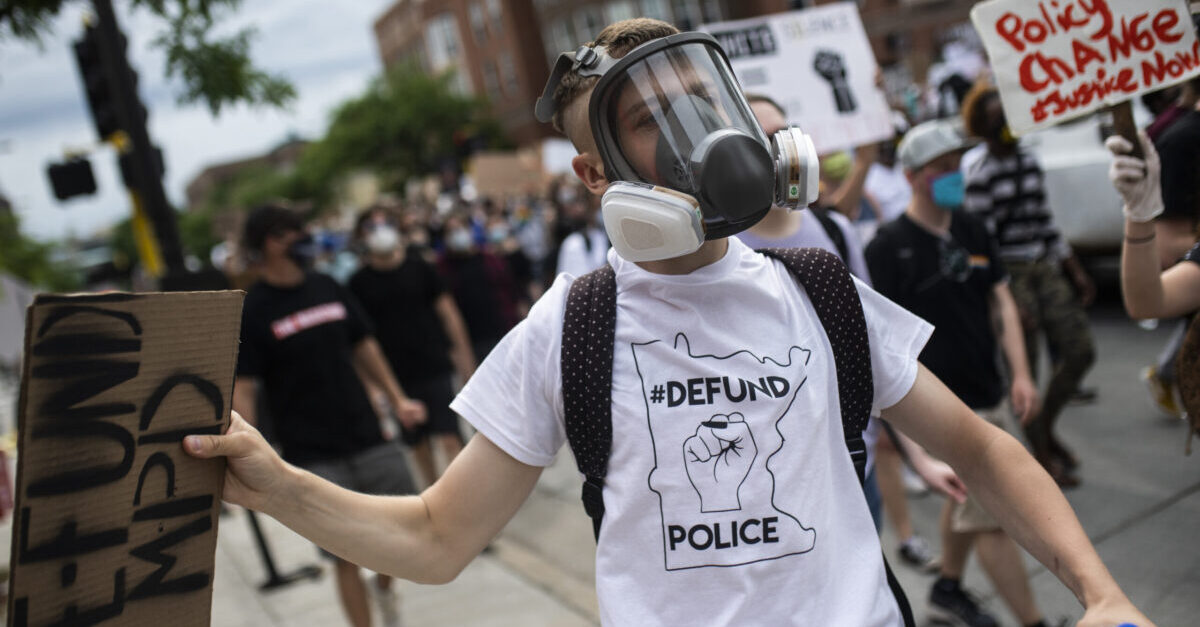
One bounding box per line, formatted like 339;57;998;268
867;120;1050;627
350;208;476;487
436;212;524;361
235;205;425;627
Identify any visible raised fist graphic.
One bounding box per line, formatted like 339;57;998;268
813;49;856;114
683;413;757;513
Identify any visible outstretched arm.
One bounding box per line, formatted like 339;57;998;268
185;412;542;584
883;366;1152;627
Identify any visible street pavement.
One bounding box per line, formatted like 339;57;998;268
2;303;1198;625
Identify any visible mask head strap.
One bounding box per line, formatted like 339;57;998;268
535;45;618;124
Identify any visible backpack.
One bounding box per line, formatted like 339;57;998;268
561;246;915;626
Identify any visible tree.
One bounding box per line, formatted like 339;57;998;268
0;207;80;291
2;0;294;114
293;63;509;207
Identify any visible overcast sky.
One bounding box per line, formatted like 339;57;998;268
0;0;394;241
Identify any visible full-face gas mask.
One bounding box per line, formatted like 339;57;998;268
536;32;819;262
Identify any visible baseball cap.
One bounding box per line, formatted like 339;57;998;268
898;119;968;171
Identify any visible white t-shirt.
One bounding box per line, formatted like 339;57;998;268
865;162;913;225
556;227;610;278
451;237;932;626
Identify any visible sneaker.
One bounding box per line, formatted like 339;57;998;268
897;536;936;570
373;584;402;627
1067;386;1098;405
928;582;998;627
1142;366;1184;418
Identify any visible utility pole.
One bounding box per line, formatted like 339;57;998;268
79;0;185;276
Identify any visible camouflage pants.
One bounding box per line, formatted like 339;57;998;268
1007;259;1096;457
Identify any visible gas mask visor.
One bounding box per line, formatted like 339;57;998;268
592;35;775;238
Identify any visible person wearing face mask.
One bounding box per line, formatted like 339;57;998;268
436;212;524;361
866;120;1048;627
234;205;426;627
960;82;1096;489
349;208;477;488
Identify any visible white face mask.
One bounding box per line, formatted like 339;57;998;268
446;229;474;252
365;225;401;254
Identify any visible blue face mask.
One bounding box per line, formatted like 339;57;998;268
929;171;964;210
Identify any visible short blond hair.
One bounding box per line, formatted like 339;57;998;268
550;18;679;146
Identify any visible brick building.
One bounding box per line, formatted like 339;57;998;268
373;0;976;146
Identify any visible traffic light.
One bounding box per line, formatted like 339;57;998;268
47;158;98;201
72;24;145;141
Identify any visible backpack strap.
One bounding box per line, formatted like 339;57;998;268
561;263;617;540
757;247;872;482
758;246;915;627
809;207;852;268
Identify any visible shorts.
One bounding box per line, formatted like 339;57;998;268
950;400;1013;534
397;375;462;446
300;442;417;559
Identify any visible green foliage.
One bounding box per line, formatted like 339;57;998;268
2;0;294;113
294;64;510;207
0;210;80;292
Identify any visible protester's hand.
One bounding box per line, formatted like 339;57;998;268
1105;132;1162;223
683;413;755;512
1071;265;1097;307
393;396;427;430
184;411;290;513
855;141;880;166
912;456;967;504
1011;375;1040;426
1077;597;1154;627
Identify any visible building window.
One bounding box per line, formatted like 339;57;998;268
545;17;574;62
701;0;722;23
487;0;504;34
670;0;697;30
499;51;520;96
575;5;604;41
606;1;637;24
639;0;671;22
469;2;487;44
483;61;502;101
425;13;461;71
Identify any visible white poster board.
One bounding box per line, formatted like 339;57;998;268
971;0;1200;135
701;2;893;154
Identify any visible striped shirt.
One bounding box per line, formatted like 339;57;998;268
962;148;1071;263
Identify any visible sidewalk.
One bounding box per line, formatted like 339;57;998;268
210;454;598;627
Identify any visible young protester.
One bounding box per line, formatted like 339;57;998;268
188;20;1152;627
867;120;1055;627
349;208;476;487
742;94;955;571
960;83;1096;487
436;212;525;360
233;205;425;627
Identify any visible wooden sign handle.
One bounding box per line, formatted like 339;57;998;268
1110;101;1143;160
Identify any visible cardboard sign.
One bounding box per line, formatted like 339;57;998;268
8;291;244;627
971;0;1200;135
701;2;894;154
469;151;548;198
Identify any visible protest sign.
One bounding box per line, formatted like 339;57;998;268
971;0;1200;135
469;151;548;197
701;2;893;154
8;291;243;627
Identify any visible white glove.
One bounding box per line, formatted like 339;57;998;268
1104;132;1163;223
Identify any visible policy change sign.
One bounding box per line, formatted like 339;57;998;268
8;291;243;626
701;2;893;154
971;0;1200;135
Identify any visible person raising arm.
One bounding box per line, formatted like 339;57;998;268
1106;133;1200;320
